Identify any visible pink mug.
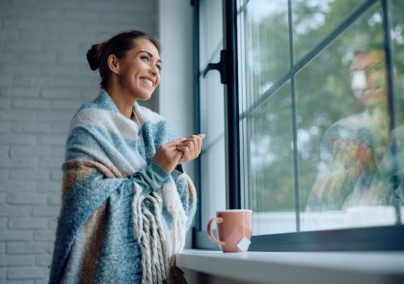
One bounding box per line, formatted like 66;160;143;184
207;210;252;252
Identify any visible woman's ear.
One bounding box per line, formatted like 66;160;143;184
107;54;119;75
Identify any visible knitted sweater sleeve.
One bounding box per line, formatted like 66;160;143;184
131;161;183;196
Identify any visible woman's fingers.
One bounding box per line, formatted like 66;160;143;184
166;138;186;148
327;137;336;145
182;141;195;160
347;140;356;158
333;139;342;158
358;143;368;161
174;149;183;162
177;139;194;152
177;146;190;164
174;134;204;164
188;135;203;154
339;141;349;161
189;138;197;158
153;139;187;174
196;135;202;154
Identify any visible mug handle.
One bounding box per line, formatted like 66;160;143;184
207;217;225;245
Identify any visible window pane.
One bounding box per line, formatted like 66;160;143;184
295;2;403;230
200;0;223;69
293;0;364;62
200;0;224;146
200;71;226;229
249;81;296;235
242;0;290;108
199;0;226;231
200;135;226;229
390;0;404;223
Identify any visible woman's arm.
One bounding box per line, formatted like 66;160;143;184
131;161;184;197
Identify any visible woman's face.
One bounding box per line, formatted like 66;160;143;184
115;38;161;101
349;50;386;107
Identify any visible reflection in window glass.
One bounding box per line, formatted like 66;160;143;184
390;0;404;223
296;2;403;230
293;0;363;62
199;0;226;230
243;0;290;107
249;82;296;235
236;0;404;237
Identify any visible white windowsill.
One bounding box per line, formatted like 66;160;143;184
177;249;404;284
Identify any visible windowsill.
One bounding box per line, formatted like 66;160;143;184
177;249;404;284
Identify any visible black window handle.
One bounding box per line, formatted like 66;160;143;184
202;50;228;84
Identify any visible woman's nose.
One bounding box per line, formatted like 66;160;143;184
351;71;366;90
149;65;159;75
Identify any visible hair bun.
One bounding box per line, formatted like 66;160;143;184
86;40;108;71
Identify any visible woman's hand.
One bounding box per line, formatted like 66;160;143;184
176;134;205;164
328;137;376;177
152;138;185;174
329;138;358;167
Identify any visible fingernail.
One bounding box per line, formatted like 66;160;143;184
200;134;205;138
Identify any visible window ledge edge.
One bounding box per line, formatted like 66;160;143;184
176;249;404;284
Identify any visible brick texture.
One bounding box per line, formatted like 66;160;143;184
0;0;157;282
0;255;35;267
7;243;48;255
7;267;47;279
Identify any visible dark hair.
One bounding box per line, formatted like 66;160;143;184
86;30;161;90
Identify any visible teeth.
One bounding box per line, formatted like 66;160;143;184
141;78;153;87
364;87;383;95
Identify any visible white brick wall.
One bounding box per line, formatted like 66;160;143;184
0;0;158;283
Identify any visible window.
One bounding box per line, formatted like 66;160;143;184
198;0;227;238
193;0;404;250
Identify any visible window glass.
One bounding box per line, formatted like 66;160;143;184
296;2;402;230
200;71;226;230
242;0;290;108
248;81;296;235
200;0;223;69
390;0;404;223
200;132;226;229
199;0;226;231
237;0;404;235
197;0;404;248
293;0;364;62
237;0;294;234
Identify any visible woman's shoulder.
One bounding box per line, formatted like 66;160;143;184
66;91;127;137
79;90;121;114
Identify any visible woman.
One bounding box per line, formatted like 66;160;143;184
306;49;398;214
48;30;202;284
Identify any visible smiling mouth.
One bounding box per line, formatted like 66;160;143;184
363;86;383;95
140;78;153;87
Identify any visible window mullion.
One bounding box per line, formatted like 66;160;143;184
381;0;402;225
224;0;241;210
192;0;202;233
288;0;300;232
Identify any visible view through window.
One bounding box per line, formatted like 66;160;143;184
236;0;404;235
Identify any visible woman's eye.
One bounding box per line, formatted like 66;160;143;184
156;65;162;71
141;56;149;61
